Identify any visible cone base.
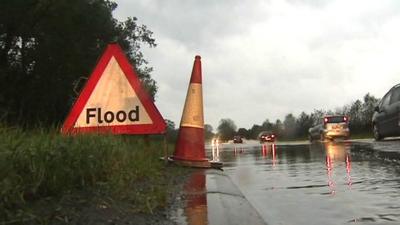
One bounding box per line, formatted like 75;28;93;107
170;156;211;168
160;157;223;169
163;156;223;169
172;155;209;162
210;161;223;169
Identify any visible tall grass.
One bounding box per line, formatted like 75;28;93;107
0;126;182;223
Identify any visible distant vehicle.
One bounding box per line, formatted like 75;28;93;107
233;135;243;144
258;131;276;143
309;115;350;142
372;83;400;141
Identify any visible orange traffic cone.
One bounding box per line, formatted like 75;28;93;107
171;56;221;168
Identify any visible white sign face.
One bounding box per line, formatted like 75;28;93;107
74;57;152;127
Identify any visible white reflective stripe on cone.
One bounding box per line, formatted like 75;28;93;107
180;83;204;128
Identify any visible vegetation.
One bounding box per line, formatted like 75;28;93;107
204;124;214;141
165;119;214;142
217;119;237;142
0;126;185;224
0;0;157;126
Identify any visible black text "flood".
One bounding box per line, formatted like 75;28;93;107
86;106;140;124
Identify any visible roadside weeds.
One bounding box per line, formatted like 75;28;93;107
0;126;190;224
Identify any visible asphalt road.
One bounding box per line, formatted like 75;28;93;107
175;138;400;225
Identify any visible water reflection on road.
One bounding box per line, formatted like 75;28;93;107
219;141;400;225
179;141;400;224
323;142;352;195
182;170;208;225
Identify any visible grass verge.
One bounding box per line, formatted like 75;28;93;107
0;126;186;224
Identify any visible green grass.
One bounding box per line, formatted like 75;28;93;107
0;126;185;224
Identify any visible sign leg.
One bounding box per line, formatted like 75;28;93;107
164;133;168;163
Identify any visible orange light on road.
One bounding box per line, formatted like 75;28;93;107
261;144;268;158
346;155;352;188
324;142;352;194
272;144;277;166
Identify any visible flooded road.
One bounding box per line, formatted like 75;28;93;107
222;141;400;225
177;140;400;225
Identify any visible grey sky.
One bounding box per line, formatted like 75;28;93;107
114;0;400;129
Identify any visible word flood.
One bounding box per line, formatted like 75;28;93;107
86;106;140;124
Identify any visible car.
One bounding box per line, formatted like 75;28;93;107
309;115;350;142
233;135;243;144
258;131;276;143
372;83;400;141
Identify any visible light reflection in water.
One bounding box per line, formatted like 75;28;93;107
324;142;352;195
260;143;277;166
211;138;220;162
261;144;268;158
219;141;400;224
234;146;245;156
346;154;352;187
272;144;277;166
183;170;208;225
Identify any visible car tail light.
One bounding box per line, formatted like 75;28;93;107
343;116;348;122
324;117;329;124
271;134;275;138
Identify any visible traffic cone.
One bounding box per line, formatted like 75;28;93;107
171;56;221;168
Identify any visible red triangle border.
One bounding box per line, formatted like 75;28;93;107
61;44;166;135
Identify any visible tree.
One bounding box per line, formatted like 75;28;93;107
165;119;175;131
348;100;363;133
217;118;237;141
273;119;283;137
310;109;326;126
204;124;214;141
237;128;249;139
248;124;262;139
165;119;177;142
296;112;313;138
261;119;274;131
283;113;297;139
0;0;157;126
361;93;379;130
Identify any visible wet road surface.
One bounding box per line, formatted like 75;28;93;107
176;139;400;225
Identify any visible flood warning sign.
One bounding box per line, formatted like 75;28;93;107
74;56;152;127
61;44;166;135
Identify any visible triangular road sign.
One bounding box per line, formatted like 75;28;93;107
61;43;166;135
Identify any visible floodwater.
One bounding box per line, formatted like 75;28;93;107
223;142;400;225
177;141;400;225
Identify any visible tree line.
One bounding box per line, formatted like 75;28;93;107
215;93;380;141
0;0;157;127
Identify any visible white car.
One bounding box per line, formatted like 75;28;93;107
309;115;350;141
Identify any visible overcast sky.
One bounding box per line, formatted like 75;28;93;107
114;0;400;130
